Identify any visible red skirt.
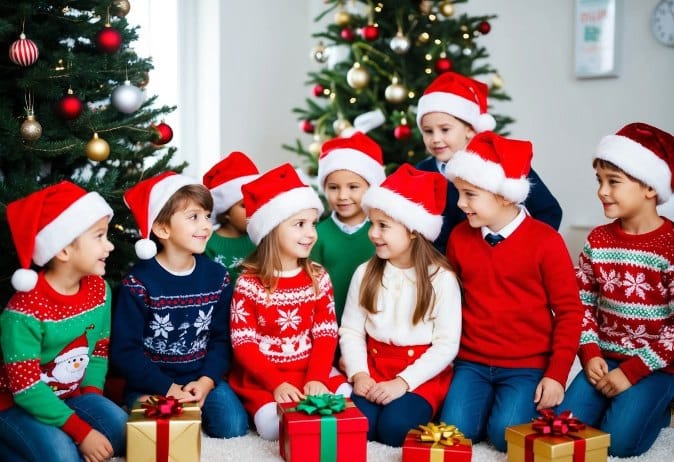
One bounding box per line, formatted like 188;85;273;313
366;337;453;414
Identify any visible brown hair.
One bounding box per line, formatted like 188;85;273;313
593;158;646;187
358;231;454;325
150;184;213;250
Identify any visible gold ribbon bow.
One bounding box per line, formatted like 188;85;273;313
418;422;465;446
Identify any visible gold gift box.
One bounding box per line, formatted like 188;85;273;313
126;402;202;462
505;423;610;462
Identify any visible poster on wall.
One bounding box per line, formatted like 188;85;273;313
574;0;620;78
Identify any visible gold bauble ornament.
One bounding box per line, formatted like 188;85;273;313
439;1;454;17
20;114;42;141
346;62;370;90
85;132;110;162
334;9;350;27
332;118;353;136
112;0;131;17
384;77;408;104
491;73;504;89
418;32;430;44
308;138;322;157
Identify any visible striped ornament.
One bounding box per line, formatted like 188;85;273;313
9;33;39;66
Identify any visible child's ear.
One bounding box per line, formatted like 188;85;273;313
151;222;170;239
54;247;71;262
645;186;658;200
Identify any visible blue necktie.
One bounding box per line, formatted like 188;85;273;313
485;233;504;246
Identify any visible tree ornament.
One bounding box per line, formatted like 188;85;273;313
152;122;173;145
340;27;355;42
491;73;504;89
20;114;42;141
111;80;144;113
312;84;325;97
418;32;430;44
346;62;370;90
478;20;491;34
334;9;350;27
300;119;315;133
393;123;412;140
439;1;455;17
112;0;131;17
96;24;122;54
308;136;322;157
333;118;352;136
385;77;408;104
85;133;110;161
9;32;39;66
138;71;150;88
390;31;411;54
419;0;433;15
434;54;452;74
361;24;379;41
57;89;83;120
311;41;328;63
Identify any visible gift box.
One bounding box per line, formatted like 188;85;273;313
505;410;610;462
126;396;202;462
402;423;472;462
278;394;368;462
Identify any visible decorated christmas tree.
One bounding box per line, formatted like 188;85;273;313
285;0;513;174
0;0;183;303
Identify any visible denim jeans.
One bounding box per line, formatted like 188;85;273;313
0;393;127;462
560;358;674;457
439;360;543;451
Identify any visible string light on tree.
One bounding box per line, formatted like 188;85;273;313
85;132;110;161
56;88;83;120
9;32;39;66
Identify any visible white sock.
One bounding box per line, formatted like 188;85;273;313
336;382;353;397
254;402;279;441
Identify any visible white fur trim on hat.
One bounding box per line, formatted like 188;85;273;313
211;174;259;218
362;187;443;241
247;187;324;245
595;134;672;204
146;174;195;235
446;150;530;204
318;148;386;191
417;92;481;131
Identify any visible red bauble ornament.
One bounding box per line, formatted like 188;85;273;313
340;27;355;42
300;119;315;133
361;25;379;41
152;122;173;145
312;84;325;97
96;25;122;53
393;124;412;140
57;91;83;120
434;57;453;74
9;33;39;66
478;21;491;34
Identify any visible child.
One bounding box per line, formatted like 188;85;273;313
0;181;126;462
110;171;248;439
203;151;259;281
415;71;562;252
228;163;351;441
561;123;674;457
339;163;462;447
440;132;583;451
311;131;386;324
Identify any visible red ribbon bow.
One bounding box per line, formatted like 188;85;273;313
142;395;184;419
531;409;585;436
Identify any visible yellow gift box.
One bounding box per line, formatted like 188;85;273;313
505;423;610;462
126;398;202;462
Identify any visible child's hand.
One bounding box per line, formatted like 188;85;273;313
303;380;329;396
595;367;631;398
79;428;113;462
182;376;215;407
351;372;376;397
338;356;347;374
273;382;305;403
167;383;196;402
584;357;609;385
533;377;564;410
365;377;409;405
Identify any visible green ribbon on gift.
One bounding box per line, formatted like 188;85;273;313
292;394;347;462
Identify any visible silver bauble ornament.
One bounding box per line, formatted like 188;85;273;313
346;62;370;90
111;80;144;113
311;42;329;63
390;32;411;54
384;78;408;104
20;114;42;141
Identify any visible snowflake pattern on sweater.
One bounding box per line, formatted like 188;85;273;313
576;219;674;383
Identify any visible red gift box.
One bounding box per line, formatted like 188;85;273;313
278;396;368;462
402;424;472;462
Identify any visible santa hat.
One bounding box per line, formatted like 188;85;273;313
362;163;446;241
6;181;113;292
416;71;495;133
445;131;532;204
317;131;386;191
203;151;260;218
242;163;324;245
595;123;674;204
124;171;199;259
54;331;89;363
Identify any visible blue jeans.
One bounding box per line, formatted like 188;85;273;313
440;360;543;452
0;393;127;462
560;359;674;457
352;392;432;447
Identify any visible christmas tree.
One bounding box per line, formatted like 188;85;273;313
285;0;513;174
0;0;183;304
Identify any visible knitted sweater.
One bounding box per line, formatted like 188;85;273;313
576;219;674;383
310;217;375;322
447;216;583;386
204;232;256;281
0;273;111;444
110;255;233;396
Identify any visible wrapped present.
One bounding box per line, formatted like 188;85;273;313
402;422;472;462
126;396;202;462
505;410;610;462
278;394;368;462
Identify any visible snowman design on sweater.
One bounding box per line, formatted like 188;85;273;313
40;330;91;397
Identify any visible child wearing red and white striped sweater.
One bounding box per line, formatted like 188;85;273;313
561;123;674;457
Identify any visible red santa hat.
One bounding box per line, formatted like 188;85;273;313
124;171;199;259
203;151;260;218
416;71;495;133
317;131;386;191
595;122;674;204
6;181;113;292
362;163;446;241
445;131;532;204
242;163;324;245
54;331;89;364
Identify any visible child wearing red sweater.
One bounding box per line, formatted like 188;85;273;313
440;132;584;451
229;163;350;440
561;123;674;457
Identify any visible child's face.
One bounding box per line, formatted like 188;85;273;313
276;208;319;270
225;200;248;235
324;170;369;226
595;164;656;220
420;112;475;163
68;216;114;277
454;177;517;230
368;208;415;269
155;199;213;256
